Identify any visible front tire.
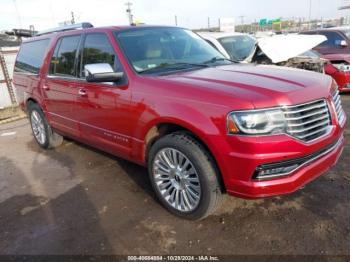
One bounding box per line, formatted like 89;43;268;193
148;133;222;220
28;102;63;149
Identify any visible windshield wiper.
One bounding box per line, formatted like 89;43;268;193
203;56;238;64
139;62;209;74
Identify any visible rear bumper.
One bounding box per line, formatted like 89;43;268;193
226;135;344;199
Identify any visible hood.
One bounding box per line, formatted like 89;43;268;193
256;34;327;63
157;64;332;109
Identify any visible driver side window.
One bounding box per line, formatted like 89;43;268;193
79;33;120;78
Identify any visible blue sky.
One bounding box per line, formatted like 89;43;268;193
0;0;347;31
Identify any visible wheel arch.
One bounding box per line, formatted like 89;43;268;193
143;120;226;192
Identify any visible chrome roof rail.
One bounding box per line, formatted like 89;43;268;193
35;22;94;36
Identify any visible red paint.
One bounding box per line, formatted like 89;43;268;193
14;26;346;199
324;54;350;93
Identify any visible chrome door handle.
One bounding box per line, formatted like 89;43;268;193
42;84;49;90
78;89;87;96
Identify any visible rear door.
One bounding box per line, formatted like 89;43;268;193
13;39;51;110
44;34;82;137
74;32;132;157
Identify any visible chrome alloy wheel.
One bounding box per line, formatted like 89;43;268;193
30;110;46;145
152;148;201;212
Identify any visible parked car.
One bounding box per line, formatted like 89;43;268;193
14;24;346;220
200;32;328;71
201;32;350;93
301;27;350;55
197;32;256;62
324;53;350;92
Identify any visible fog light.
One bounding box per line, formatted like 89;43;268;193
254;163;300;180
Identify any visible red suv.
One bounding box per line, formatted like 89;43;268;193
14;24;346;219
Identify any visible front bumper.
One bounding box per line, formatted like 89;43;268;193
225;135;344;199
214;111;346;199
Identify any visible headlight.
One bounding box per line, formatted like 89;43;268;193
227;109;286;135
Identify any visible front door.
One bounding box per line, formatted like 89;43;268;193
75;32;132;157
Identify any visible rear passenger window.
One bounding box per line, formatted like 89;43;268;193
15;39;50;74
49;35;81;76
80;34;117;77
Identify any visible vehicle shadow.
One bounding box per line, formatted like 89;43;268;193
0;156;114;255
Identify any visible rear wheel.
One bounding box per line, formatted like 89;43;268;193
28;102;63;149
148;132;222;220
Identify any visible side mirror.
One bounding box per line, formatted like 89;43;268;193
340;40;348;48
84;63;124;83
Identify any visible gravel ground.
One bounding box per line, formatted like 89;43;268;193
0;94;349;256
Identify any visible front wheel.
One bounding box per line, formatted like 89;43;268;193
148;133;222;220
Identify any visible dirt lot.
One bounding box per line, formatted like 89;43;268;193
0;95;350;256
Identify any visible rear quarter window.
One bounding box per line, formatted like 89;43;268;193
15;39;50;74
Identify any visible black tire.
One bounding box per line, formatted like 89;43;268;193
148;132;223;220
28;102;63;149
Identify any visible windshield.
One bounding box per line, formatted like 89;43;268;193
218;35;256;61
114;27;229;74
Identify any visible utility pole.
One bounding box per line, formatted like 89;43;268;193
309;0;312;29
208;17;210;29
12;0;22;28
71;11;75;25
175;15;178;26
239;15;245;32
239;15;245;25
125;2;134;25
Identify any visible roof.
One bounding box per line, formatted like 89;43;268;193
306;26;350;33
197;31;246;39
23;24;181;42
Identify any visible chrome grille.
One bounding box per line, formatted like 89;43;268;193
332;90;345;124
282;100;331;142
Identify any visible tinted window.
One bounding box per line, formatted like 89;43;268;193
80;34;116;77
15;39;50;74
319;32;344;47
50;35;81;76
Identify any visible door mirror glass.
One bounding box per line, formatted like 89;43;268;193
84;63;123;83
340;40;348;47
